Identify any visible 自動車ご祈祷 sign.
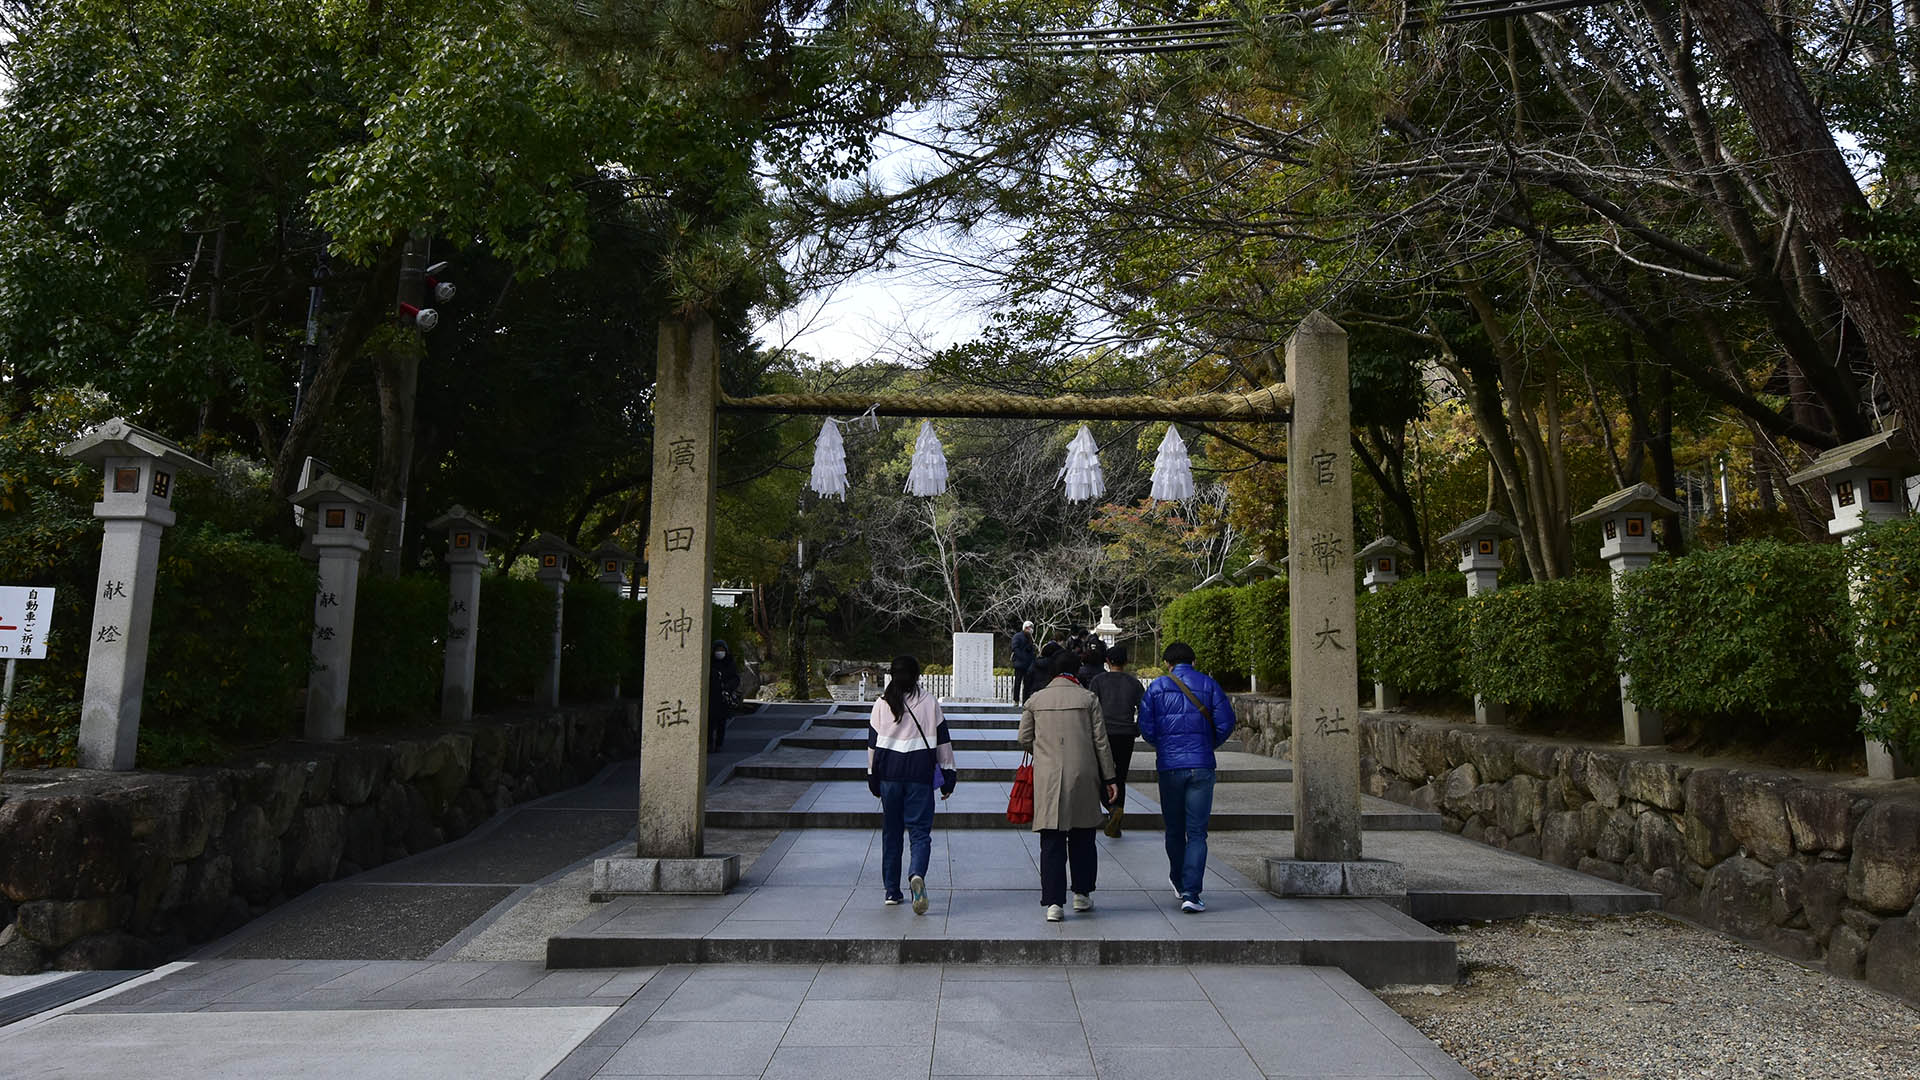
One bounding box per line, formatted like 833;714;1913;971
0;586;55;659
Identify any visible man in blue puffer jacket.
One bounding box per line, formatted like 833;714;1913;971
1137;641;1237;912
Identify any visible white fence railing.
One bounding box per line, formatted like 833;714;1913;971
832;673;1018;704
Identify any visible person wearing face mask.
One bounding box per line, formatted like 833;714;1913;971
709;640;741;753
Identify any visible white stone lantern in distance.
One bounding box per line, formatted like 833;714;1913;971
1788;423;1920;778
1438;511;1520;725
290;474;396;741
62;418;214;770
590;540;639;598
526;532;588;709
1357;536;1413;591
1573;483;1682;748
428;505;502;725
1438;511;1520;597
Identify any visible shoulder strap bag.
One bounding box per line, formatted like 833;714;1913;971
903;697;947;796
1166;673;1213;720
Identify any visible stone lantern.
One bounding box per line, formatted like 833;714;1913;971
1788;424;1920;778
1238;552;1284;583
1356;537;1414;710
1573;483;1682;747
526;532;587;709
1438;511;1520;725
1092;605;1124;647
61;418;213;770
590;540;638;598
291;474;396;741
428;506;500;725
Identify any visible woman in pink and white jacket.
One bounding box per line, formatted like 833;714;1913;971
867;654;958;914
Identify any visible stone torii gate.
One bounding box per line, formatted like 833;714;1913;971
592;312;1385;897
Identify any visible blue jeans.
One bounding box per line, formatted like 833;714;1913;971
1158;767;1216;899
878;781;935;897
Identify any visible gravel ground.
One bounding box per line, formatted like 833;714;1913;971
1378;912;1920;1079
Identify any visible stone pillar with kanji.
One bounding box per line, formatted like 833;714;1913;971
61;419;212;770
429;506;496;725
1789;426;1920;779
1356;536;1413;710
527;533;584;710
592;314;739;896
292;474;394;742
1439;511;1521;726
1573;485;1681;747
1262;313;1400;902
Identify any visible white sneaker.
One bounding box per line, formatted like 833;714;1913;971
1171;878;1184;900
909;875;928;915
1072;893;1093;912
1045;904;1064;922
1181;897;1206;913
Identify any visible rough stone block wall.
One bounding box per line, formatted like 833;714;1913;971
1228;694;1920;1003
0;705;641;974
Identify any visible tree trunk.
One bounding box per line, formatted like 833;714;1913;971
272;240;406;500
1685;0;1920;450
370;333;424;576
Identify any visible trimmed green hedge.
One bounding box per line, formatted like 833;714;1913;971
349;575;449;726
1850;517;1920;759
1464;574;1614;713
1616;542;1854;734
1164;587;1242;681
1357;573;1469;696
476;576;557;708
142;525;316;762
562;582;633;698
1234;577;1289;688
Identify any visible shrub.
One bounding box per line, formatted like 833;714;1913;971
1163;586;1241;681
143;524;314;752
1234;577;1289;688
1850;517;1920;760
1357;573;1469;696
1464;575;1615;713
1616;542;1853;734
349;574;449;725
562;582;633;698
622;600;648;693
476;575;556;708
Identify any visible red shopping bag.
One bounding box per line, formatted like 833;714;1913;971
1006;754;1035;825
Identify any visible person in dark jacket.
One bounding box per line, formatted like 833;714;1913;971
866;654;958;912
1011;621;1037;704
1136;641;1236;912
1087;646;1145;838
709;640;741;753
1075;638;1106;687
1026;641;1062;700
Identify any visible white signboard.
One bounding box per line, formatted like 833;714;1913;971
0;586;55;659
951;632;995;701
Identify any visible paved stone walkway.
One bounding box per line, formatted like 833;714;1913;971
0;960;1471;1079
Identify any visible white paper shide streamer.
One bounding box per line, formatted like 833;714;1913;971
808;419;849;500
1061;424;1105;502
1149;425;1195;501
904;420;950;496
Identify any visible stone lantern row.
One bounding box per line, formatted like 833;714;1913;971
56;417;646;771
1362;427;1917;778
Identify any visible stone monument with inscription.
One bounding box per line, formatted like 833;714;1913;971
62;419;213;770
593;315;740;897
951;632;995;701
1264;313;1404;901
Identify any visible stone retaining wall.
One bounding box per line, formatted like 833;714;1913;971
0;705;641;974
1229;695;1920;1003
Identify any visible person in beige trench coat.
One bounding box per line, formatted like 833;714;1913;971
1019;651;1118;921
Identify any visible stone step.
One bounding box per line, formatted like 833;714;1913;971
703;779;1439;832
781;729;1249;754
731;748;1292;784
809;714;1022;730
548;830;1457;985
